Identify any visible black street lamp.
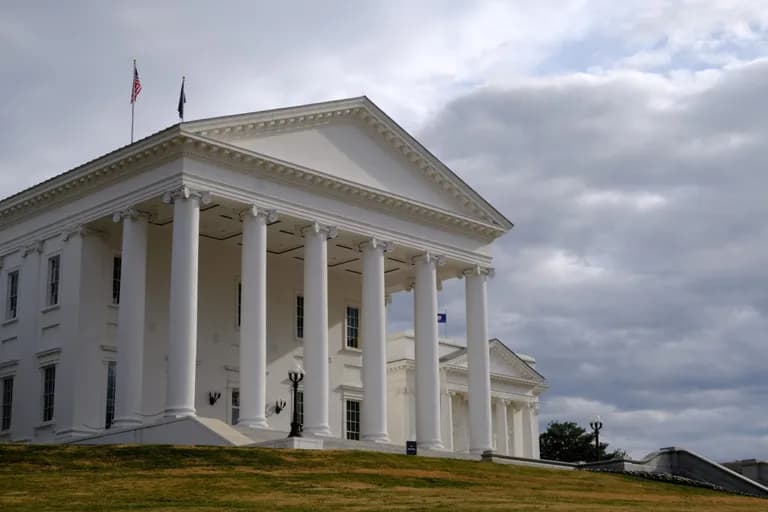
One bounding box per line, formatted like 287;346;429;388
288;365;305;438
589;415;603;462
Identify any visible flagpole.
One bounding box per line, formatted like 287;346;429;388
130;59;136;143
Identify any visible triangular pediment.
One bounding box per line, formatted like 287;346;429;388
442;340;545;384
183;97;512;230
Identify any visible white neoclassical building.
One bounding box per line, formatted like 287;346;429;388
0;97;545;456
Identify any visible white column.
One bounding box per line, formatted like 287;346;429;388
495;399;510;455
465;266;493;454
238;206;276;428
413;252;443;450
163;186;207;418
112;209;148;427
528;401;541;458
511;403;525;456
446;391;456;452
360;238;391;442
302;222;336;436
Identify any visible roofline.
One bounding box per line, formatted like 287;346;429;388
489;338;547;381
0;124;182;210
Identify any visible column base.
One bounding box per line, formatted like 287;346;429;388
237;418;269;429
111;417;143;429
470;446;493;455
418;440;444;451
164;407;196;419
362;433;391;443
303;425;332;437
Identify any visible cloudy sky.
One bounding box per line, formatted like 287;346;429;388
2;1;767;460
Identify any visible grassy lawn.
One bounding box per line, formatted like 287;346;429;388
0;445;763;511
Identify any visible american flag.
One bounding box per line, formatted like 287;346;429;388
130;61;142;104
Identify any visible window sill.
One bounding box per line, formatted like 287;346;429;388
340;346;362;354
1;317;18;327
34;421;55;431
41;304;60;314
0;430;10;439
107;303;120;310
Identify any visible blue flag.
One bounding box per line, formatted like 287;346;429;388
437;313;447;323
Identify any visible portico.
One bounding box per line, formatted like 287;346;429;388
0;97;541;454
108;183;497;451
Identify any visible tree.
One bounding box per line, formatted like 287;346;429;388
539;421;625;462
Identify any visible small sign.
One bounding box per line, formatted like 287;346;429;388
437;313;447;324
406;440;417;455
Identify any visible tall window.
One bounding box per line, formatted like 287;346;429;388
46;255;60;307
1;376;13;431
112;257;122;305
231;388;240;425
41;365;56;422
104;362;116;429
345;399;361;440
6;271;19;320
345;306;360;349
296;295;304;339
236;282;242;328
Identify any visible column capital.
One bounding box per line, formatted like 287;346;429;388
298;221;337;240
527;401;540;415
22;241;43;257
460;265;495;279
359;237;393;253
162;185;212;205
411;251;445;267
239;205;278;223
112;208;152;224
62;226;103;242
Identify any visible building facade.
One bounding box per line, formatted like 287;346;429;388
0;97;544;454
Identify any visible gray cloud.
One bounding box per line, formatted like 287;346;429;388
416;61;768;460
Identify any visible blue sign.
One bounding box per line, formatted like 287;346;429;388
437;313;447;323
406;440;417;455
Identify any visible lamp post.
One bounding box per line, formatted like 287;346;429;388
288;365;305;438
589;415;603;462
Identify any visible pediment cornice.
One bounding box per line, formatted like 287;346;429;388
184;97;513;232
182;132;505;239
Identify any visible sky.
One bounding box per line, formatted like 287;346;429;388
2;0;767;461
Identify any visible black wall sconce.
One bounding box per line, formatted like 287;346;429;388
208;391;222;406
274;399;287;414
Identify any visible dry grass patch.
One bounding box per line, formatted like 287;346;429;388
0;445;764;511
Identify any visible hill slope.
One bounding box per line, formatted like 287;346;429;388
0;445;762;511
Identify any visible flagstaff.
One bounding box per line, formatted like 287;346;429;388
130;59;142;143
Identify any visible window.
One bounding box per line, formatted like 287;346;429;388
345;306;360;349
46;255;60;307
236;282;242;328
6;270;19;320
104;362;116;429
1;376;12;431
112;257;121;305
41;365;56;422
231;388;240;425
345;399;361;440
296;295;304;339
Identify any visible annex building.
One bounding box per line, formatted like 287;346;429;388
0;97;545;457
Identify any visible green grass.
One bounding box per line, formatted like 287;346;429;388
0;444;763;511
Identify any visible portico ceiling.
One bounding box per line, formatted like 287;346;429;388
91;196;467;294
